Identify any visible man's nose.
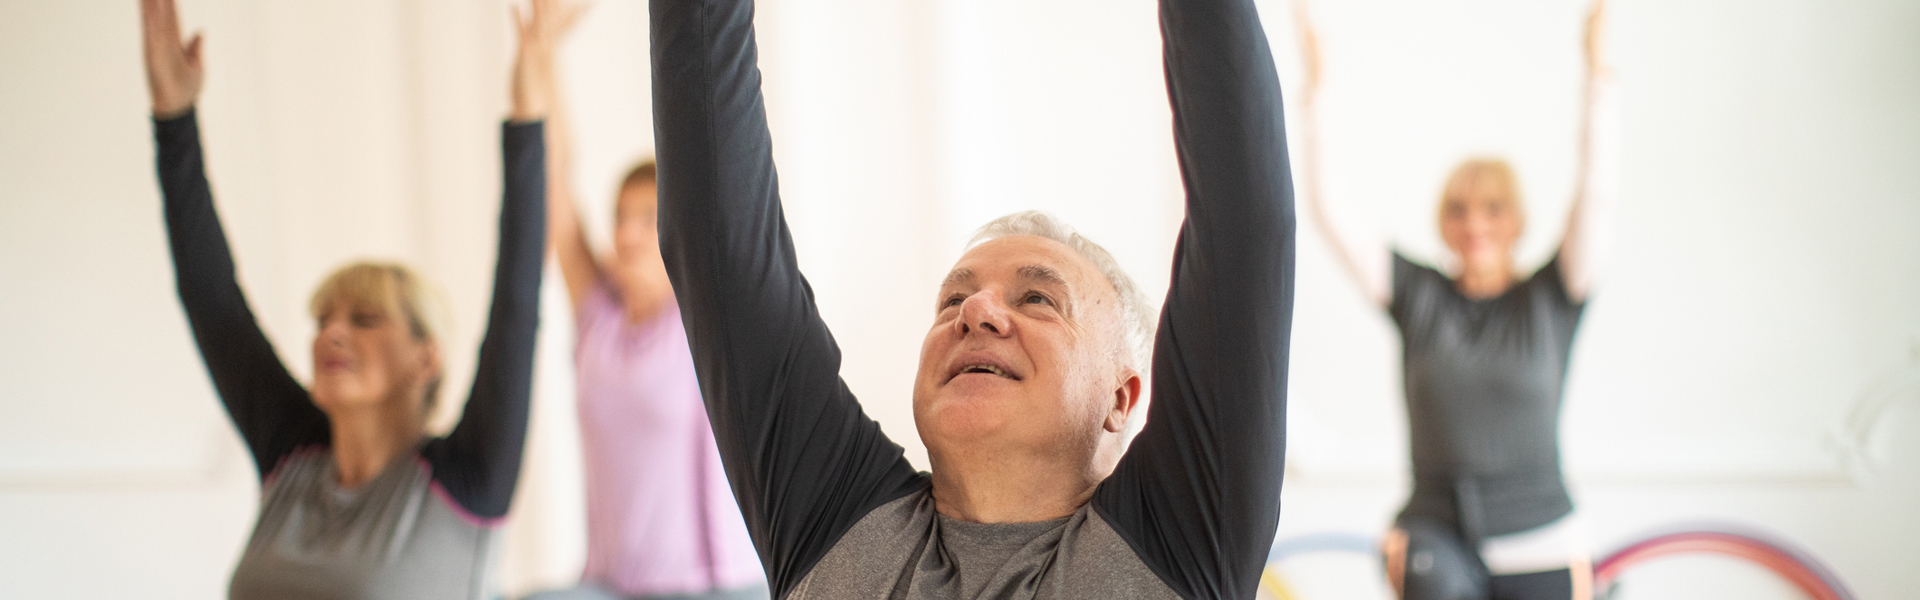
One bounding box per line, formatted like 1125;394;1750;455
958;290;1013;337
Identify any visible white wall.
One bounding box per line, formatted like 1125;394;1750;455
2;0;1916;598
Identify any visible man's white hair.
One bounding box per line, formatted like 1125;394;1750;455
968;211;1156;372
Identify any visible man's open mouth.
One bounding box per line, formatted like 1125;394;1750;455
960;364;1014;378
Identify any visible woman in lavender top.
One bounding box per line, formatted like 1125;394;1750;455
525;5;765;598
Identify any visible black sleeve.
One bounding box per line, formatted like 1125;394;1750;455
1535;252;1586;313
420;121;547;521
1388;250;1434;326
649;0;927;595
1088;0;1297;597
154;110;331;480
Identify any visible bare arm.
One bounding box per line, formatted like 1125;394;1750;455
538;4;600;311
1294;2;1390;306
1558;0;1619;301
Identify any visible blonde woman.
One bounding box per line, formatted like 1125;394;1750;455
140;0;556;597
1295;2;1619;599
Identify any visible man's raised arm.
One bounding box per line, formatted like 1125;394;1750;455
1092;0;1296;597
648;0;923;594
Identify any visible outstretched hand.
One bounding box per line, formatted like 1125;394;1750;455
1583;0;1611;77
1293;1;1324;94
509;0;586;122
141;0;204;118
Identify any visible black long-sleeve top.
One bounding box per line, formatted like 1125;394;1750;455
155;111;545;600
650;0;1295;596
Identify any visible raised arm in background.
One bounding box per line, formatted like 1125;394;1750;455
1295;0;1619;305
144;0;331;477
1088;0;1298;597
1293;2;1391;306
1558;0;1618;302
650;0;925;592
535;1;600;310
417;0;556;521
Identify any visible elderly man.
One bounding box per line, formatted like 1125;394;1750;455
651;0;1295;596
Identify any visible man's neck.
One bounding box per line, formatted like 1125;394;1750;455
927;450;1104;524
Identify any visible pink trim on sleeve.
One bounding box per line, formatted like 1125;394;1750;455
421;459;509;529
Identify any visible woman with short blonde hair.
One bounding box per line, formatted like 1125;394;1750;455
1296;2;1620;598
140;0;560;596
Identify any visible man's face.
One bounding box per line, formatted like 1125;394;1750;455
913;235;1136;473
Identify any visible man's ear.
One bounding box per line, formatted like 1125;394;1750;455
1104;368;1143;433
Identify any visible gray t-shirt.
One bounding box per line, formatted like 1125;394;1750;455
788;491;1179;600
228;451;497;600
1389;252;1585;540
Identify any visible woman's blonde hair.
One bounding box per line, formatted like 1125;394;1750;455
1438;157;1525;223
308;262;452;410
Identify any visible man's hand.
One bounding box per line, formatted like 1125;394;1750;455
141;0;204;118
509;0;585;122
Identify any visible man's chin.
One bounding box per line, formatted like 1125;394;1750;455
922;394;1022;440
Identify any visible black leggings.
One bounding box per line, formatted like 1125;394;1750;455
1399;518;1575;600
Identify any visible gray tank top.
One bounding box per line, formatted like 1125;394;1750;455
1389;252;1585;540
227;448;498;600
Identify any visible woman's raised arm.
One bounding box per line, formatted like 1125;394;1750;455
1557;0;1619;302
143;0;329;476
421;0;560;521
1294;2;1391;306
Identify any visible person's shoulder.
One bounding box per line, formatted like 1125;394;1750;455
1061;508;1185;599
785;488;934;599
1390;249;1445;280
1521;252;1582;308
575;276;624;328
1389;249;1451;303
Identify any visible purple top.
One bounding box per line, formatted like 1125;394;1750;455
574;280;763;596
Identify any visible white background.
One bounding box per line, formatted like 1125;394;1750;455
1;0;1915;598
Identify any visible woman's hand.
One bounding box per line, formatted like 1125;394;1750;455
1293;1;1324;95
1583;0;1612;78
509;0;586;122
140;0;204;118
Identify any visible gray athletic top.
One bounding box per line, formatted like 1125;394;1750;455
650;0;1297;596
1389;252;1584;542
788;493;1178;599
228;450;497;599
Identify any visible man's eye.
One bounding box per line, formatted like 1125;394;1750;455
1024;293;1051;305
942;296;964;309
